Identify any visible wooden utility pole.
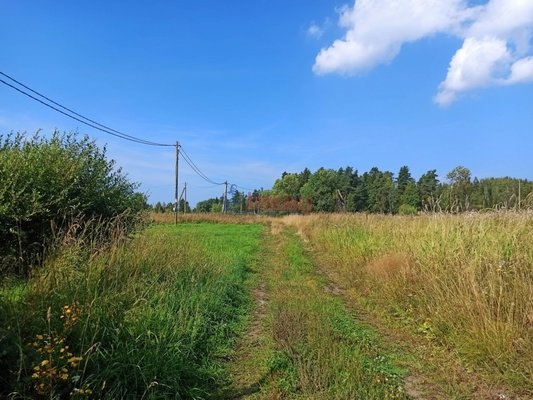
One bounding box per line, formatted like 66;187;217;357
184;182;187;213
223;181;228;213
175;141;179;224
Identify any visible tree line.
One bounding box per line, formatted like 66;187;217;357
150;165;533;215
245;165;533;214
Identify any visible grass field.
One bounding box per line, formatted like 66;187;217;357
283;213;533;396
225;220;409;399
1;212;532;399
0;222;263;399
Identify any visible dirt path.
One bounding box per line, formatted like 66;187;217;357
224;222;409;399
222;225;277;399
223;222;528;400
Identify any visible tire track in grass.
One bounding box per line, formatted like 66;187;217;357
224;221;409;399
223;225;275;399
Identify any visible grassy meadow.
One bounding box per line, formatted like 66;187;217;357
0;222;263;399
1;211;532;399
283;212;533;393
237;221;409;399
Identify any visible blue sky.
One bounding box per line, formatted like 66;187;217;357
1;1;532;207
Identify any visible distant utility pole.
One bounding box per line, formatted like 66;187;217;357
223;181;228;213
184;182;187;213
175;141;179;224
178;182;187;213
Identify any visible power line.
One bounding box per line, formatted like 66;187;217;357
0;71;256;200
179;148;255;194
235;184;256;192
0;71;173;147
187;183;225;189
179;145;225;186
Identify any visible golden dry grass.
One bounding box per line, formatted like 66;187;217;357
147;211;272;225
281;212;533;391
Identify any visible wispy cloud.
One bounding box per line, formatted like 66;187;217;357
307;23;324;38
312;0;533;105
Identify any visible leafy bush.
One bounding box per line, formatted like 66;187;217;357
398;203;418;215
0;131;146;275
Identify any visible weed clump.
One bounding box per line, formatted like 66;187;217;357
28;306;90;398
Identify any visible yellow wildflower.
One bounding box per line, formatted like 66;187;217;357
68;356;83;367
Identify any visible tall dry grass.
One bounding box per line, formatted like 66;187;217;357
265;228;408;399
148;211;271;225
282;212;533;390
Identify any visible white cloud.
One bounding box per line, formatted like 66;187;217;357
313;0;533;104
507;56;533;83
435;36;511;105
313;0;467;75
307;23;324;38
436;0;533;104
467;0;533;41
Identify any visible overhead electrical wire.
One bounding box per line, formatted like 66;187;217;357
0;71;252;194
190;184;225;190
235;184;256;192
0;71;173;147
179;145;225;186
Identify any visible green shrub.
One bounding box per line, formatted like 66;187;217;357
398;203;418;215
0;131;146;275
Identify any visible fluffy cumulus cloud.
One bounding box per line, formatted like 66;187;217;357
435;37;511;105
313;0;533;105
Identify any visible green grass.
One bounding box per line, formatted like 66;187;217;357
253;227;408;399
0;222;263;399
283;213;533;396
7;212;529;398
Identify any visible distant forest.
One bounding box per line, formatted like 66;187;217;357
153;165;533;214
243;165;533;214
